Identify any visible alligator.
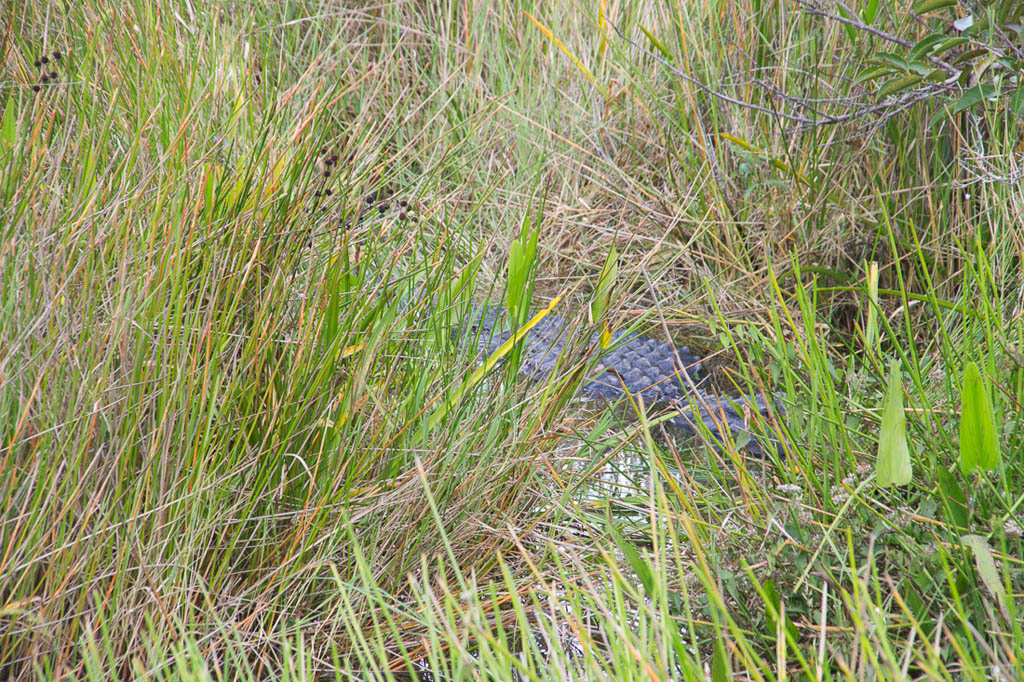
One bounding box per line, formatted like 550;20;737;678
314;177;784;456
457;303;783;457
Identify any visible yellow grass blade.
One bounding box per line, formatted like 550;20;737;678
428;294;563;430
522;11;607;98
720;132;818;190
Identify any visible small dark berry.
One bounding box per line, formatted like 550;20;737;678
323;170;331;177
40;75;49;84
320;147;328;156
398;200;407;207
324;157;333;166
398;212;407;221
324;189;332;196
32;84;41;92
330;154;339;163
50;71;58;79
314;191;321;197
377;203;389;213
41;56;49;64
53;51;62;60
365;195;374;204
34;60;42;67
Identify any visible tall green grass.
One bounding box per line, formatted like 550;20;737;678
2;0;1021;679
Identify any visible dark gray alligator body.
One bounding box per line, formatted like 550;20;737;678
462;305;781;457
343;187;782;456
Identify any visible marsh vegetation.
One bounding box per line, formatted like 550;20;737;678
1;1;1022;679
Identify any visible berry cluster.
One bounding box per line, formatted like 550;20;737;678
364;188;418;223
31;50;63;92
308;145;422;227
319;147;341;178
313;147;339;197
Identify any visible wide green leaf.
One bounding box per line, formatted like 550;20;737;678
912;0;959;13
951;48;989;65
877;358;912;487
959;361;1001;474
861;0;880;25
0;98;16;151
952;84;998;114
835;4;857;43
961;534;1010;620
932;37;969;56
853;65;895;87
877;73;924;98
908;34;949;61
936;467;969;531
874;53;911;70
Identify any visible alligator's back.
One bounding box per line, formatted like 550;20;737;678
464;304;782;457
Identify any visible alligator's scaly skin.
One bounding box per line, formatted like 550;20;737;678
345;188;781;456
462;305;781;457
